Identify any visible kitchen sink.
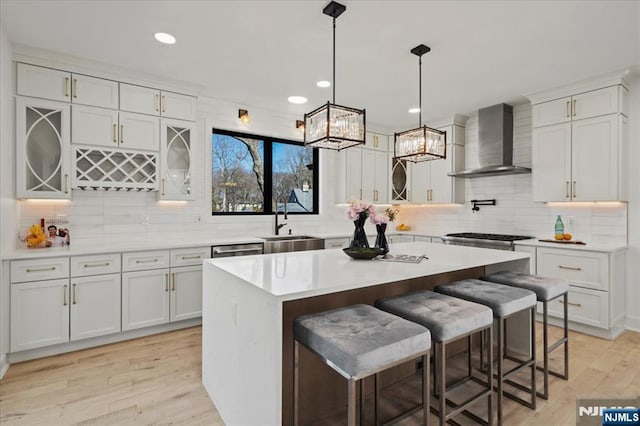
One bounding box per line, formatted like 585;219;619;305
263;235;325;254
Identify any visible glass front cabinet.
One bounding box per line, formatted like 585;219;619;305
159;118;195;200
16;97;71;199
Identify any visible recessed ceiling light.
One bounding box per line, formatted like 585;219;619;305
288;96;308;104
408;107;421;114
154;32;176;45
316;80;331;88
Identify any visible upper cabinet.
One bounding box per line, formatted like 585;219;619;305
531;82;628;202
159;119;195;200
120;83;197;121
409;124;466;204
71;74;119;109
337;133;389;203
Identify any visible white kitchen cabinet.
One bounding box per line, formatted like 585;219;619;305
16;97;71;199
361;149;388;203
17;62;71;102
118;111;160;151
365;132;388;152
391;158;409;203
122;268;170;331
409;125;465;204
413;236;432;243
343;147;363;202
388;234;414;244
324;237;350;249
531;83;628;202
71;74;119;109
11;279;70;352
120;83;197;121
170;265;202;321
70;273;121;341
122;250;170;272
159;119;195;200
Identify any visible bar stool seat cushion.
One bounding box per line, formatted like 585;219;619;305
435;279;536;318
376;291;493;342
481;271;569;301
294;304;431;379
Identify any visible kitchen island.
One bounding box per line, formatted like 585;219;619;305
202;242;530;425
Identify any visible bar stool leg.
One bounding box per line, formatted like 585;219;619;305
348;379;357;426
294;341;299;426
439;342;446;426
542;301;549;400
488;326;494;426
360;380;365;425
563;295;569;379
423;353;430;426
374;373;379;426
530;307;537;409
497;318;504;426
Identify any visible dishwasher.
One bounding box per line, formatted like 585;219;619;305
211;242;264;258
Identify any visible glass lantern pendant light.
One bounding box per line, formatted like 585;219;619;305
394;44;446;162
304;1;366;150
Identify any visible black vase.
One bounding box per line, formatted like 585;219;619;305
375;223;389;254
350;214;370;249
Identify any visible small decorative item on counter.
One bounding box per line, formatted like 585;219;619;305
395;223;411;231
343;247;384;260
370;209;390;255
554;215;565;240
384;207;399;222
346;200;374;249
25;224;46;248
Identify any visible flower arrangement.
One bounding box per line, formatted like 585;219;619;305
25;224;46;248
345;200;374;221
385;207;399;222
369;209;389;225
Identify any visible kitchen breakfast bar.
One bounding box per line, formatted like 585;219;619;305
202;242;531;425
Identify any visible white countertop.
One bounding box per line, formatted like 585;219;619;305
514;238;627;253
204;242;530;301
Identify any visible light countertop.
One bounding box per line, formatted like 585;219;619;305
204;241;530;301
514;238;627;253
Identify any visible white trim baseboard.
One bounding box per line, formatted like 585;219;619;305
0;353;9;380
625;315;640;333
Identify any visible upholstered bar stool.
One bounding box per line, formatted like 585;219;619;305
293;304;432;426
435;279;537;426
376;291;494;426
481;271;569;400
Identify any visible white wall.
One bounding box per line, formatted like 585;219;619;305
399;103;628;246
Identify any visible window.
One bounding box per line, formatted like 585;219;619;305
211;129;318;215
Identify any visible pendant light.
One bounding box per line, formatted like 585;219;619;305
304;1;366;151
394;44;446;162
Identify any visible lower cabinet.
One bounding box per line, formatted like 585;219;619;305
170;265;203;321
122;268;171;331
70;273;121;341
324;237;350;249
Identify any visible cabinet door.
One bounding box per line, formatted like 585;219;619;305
344;147;362;201
366;133;388;152
532;96;572;127
16;97;71;199
572;86;619;121
374;150;388;203
71;105;119;147
532;123;571;202
122;269;170;330
120;83;160;116
571;115;618;201
17;63;71;102
429;156;451;203
409;161;429;203
391;158;409;202
170;265;202;322
159;119;194;200
118;111;160;151
11;279;70;351
71;74;119;109
324;237;350;249
160;91;197;121
70;274;121;341
361;149;375;202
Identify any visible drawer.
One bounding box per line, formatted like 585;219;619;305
71;253;121;277
11;257;69;283
536;248;608;291
324;238;349;249
122;250;170;272
537;286;608;329
171;247;210;267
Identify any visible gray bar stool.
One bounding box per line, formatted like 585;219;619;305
293;304;432;426
376;291;494;426
435;279;537;426
481;271;569;399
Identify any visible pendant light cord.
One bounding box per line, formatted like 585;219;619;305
418;55;422;127
332;17;336;104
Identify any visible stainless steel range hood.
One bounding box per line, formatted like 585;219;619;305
448;103;531;178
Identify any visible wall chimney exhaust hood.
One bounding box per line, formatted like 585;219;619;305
448;103;531;178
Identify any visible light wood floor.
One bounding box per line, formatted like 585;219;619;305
0;324;638;425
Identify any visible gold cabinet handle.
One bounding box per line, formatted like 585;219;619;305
64;174;69;194
165;273;169;292
26;266;56;273
155;94;159;112
64;77;69;97
161;95;166;113
113;124;117;143
566;181;570;198
73;79;78;98
83;262;110;268
172;273;176;291
63;284;68;306
181;255;201;260
373;135;378;148
573;181;576;198
162;178;166;196
72;283;77;304
359;189;362;200
136;258;158;264
558;265;582;271
572;99;576;117
120;125;124;144
559;299;582;308
566;100;570;118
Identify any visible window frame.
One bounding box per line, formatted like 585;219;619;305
211;128;319;216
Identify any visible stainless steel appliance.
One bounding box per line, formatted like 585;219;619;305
441;232;534;250
211;243;264;258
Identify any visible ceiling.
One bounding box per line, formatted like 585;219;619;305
1;1;638;131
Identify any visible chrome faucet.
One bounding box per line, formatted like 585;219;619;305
274;198;288;235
